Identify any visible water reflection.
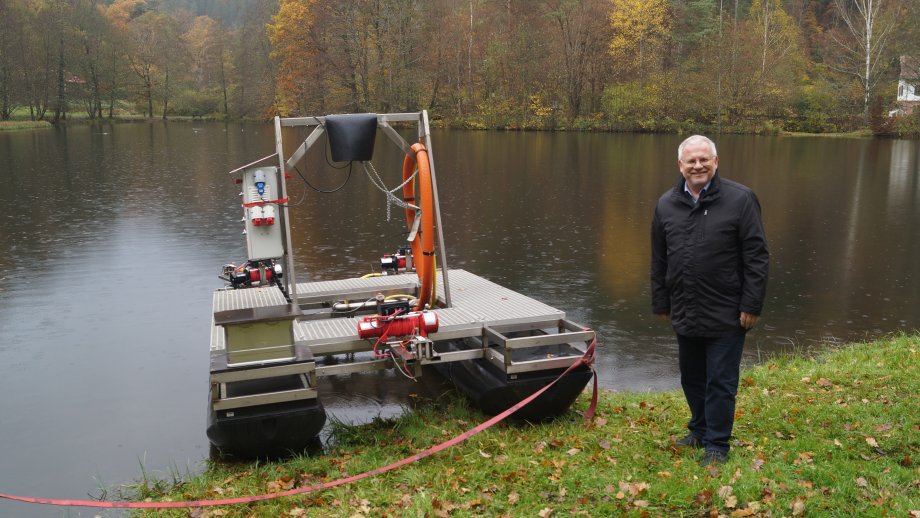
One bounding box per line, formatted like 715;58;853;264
1;124;919;516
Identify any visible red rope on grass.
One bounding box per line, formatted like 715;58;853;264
0;337;597;510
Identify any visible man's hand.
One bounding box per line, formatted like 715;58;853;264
740;312;759;330
656;313;670;322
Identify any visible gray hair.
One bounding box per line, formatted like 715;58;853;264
677;135;718;160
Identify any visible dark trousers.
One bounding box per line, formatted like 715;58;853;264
677;333;746;453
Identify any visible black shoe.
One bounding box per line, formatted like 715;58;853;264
675;434;703;449
699;449;728;466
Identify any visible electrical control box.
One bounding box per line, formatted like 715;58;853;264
242;167;284;260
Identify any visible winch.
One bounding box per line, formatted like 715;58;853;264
221;260;283;288
357;310;440;372
380;247;412;274
357;310;439;339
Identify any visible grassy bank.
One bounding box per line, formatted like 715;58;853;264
0;120;52;131
128;336;916;516
780;129;875;138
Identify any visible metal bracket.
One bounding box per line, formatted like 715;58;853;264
285;124;326;171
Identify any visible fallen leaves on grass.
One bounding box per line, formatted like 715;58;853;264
719;485;738;508
792;452;814;465
189;510;228;518
266;476;295;492
694;489;712;506
619;480;650;497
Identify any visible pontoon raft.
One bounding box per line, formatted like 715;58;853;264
208;112;595;457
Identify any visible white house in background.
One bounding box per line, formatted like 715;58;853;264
895;55;920;115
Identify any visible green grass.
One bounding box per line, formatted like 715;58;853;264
0;120;52;131
124;335;918;516
780;129;875;138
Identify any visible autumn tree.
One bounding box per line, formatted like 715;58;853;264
604;0;669;129
73;1;115;119
425;0;480;119
830;0;899;124
232;0;276;117
18;1;74;121
667;0;720;125
267;0;321;115
741;0;804;117
154;13;186;118
0;0;24;119
184;15;233;115
126;11;162;116
608;0;668;81
670;0;718;55
318;0;376;111
374;0;425;112
543;0;610;121
101;0;144;117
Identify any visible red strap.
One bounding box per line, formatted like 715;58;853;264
0;337;597;510
242;198;288;208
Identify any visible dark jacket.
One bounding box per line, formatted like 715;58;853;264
651;172;769;336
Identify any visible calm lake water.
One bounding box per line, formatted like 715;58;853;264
1;122;919;516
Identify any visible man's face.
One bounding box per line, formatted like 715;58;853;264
678;142;718;195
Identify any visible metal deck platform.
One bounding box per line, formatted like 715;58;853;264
212;269;567;354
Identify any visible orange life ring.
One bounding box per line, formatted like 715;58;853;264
401;143;436;309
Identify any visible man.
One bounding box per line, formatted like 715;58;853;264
650;135;769;465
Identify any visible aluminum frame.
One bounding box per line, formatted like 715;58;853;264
274;111;453;307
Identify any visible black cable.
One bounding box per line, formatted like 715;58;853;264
285;118;355;193
316;117;351;170
294;163;352;194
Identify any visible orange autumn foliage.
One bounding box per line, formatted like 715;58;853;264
267;0;320;116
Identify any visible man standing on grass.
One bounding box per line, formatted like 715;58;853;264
650;135;769;466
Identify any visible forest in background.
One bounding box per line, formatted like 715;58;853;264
1;0;919;134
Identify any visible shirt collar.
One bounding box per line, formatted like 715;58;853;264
684;180;711;203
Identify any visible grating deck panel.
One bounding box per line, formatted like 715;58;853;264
212;269;565;353
438;270;564;327
295;275;419;301
213;287;287;312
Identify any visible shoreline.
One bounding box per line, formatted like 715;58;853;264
120;333;918;517
0;116;900;138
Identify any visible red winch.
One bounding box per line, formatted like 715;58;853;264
380;246;412;273
357;311;439;339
